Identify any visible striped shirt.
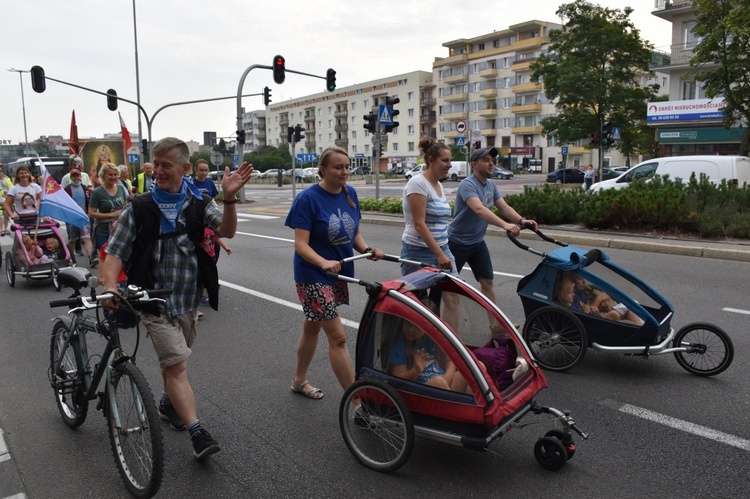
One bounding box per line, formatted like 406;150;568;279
106;190;223;322
401;173;452;247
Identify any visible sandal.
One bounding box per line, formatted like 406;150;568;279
291;380;323;400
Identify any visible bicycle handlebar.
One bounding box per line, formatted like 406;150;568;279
49;287;173;309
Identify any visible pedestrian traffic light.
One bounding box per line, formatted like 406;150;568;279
602;122;614;147
237;129;245;144
294;124;305;143
590;132;600;147
287;126;294;143
363;113;377;134
30;65;46;93
263;86;272;106
273;55;286;85
106;89;118;111
326;68;336;92
384;96;400;133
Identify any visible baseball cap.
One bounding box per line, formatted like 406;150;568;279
70;168;81;175
470;147;498;163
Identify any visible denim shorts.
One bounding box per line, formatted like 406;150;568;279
448;239;494;281
400;241;458;276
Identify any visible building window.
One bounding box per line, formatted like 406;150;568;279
407;125;414;134
328;119;333;127
392;143;399;151
408;142;415;152
364;99;369;108
351;102;356;110
328;133;333;140
408;108;414;118
365;145;370;153
407;92;414;101
328;106;333;115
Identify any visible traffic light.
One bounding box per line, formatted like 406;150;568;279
326;68;336;92
474;141;481;149
287;126;294;143
237;129;246;144
384;96;400;133
106;89;118;111
590;132;600;147
273;55;286;85
141;139;148;159
30;65;46;93
363;113;377;134
294;124;305;143
602;122;614;147
263;86;272;106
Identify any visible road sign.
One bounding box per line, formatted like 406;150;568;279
378;105;393;125
456;120;467;134
210;151;224;166
613;127;622;141
127;153;139;164
561;146;569;155
455;136;466;147
233;154;239;166
296;153;319;163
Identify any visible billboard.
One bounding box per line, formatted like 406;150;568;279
647;98;725;123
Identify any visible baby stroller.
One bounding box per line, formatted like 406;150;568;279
4;217;72;291
336;254;587;473
509;228;733;376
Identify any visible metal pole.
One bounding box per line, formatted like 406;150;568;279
236;64;270;202
291;139;297;199
132;0;144;166
7;68;30;147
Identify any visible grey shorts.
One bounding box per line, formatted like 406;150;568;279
141;311;198;369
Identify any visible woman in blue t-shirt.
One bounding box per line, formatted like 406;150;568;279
285;147;384;400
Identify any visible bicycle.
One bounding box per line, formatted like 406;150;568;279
48;266;168;498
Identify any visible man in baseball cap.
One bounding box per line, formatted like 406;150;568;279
448;145;537;313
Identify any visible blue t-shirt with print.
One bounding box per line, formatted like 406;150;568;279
190;177;219;199
285;184;361;283
448;174;502;246
390;335;445;382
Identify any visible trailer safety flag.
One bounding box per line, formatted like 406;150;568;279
38;158;90;229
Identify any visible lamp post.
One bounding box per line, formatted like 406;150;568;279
7;68;30;148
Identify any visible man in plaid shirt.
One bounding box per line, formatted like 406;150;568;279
102;137;252;460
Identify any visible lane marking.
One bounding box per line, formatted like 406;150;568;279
219;280;360;330
723;307;750;315
237;213;279;220
603;400;750;452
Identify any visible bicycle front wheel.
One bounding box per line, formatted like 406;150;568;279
49;321;88;428
106;362;163;498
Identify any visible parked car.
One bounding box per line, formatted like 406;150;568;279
350;166;371;175
301;167;320;182
208;166;234;181
492;166;514;180
404;165;423;180
610;166;630;174
547;167;619;184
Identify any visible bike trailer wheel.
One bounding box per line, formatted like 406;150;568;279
673;322;734;377
523;306;588;372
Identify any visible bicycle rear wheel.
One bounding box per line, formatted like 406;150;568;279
49;321;88;427
106;362;163;498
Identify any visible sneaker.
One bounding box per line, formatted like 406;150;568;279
201;294;210;303
75;250;84;256
191;428;220;460
158;402;186;431
89;255;99;268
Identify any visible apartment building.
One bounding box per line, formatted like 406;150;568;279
649;0;744;155
264;71;433;172
241;110;266;152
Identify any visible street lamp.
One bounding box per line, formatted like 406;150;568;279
7;68;30;148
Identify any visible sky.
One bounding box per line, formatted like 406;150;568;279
1;0;673;147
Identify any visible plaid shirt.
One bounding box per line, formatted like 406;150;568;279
106;190;223;322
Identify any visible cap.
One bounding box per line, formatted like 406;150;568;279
73;157;83;165
70;168;81;175
470;147;498;163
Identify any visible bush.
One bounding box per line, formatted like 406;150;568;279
503;185;584;225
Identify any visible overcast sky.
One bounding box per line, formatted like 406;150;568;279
2;0;672;146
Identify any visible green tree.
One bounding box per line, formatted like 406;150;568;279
531;1;659;152
32;138;54;156
690;0;750;155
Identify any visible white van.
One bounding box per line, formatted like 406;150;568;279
447;161;469;182
588;155;750;193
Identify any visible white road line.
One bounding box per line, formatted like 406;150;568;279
617;402;750;452
235;232;293;243
237;213;279;220
723;307;750;315
463;265;524;279
219;280;360;330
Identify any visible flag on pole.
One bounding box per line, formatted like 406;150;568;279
119;112;132;150
38;157;90;229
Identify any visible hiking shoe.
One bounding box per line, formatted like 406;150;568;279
158;402;186;431
191;429;220;460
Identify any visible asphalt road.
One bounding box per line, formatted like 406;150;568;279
0;199;748;498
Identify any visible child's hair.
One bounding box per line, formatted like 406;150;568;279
22;234;34;247
45;238;60;249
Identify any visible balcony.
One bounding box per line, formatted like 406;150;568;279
479;88;498;98
305;139;316;150
334;137;348;147
652;42;698;68
511;125;542;134
479;68;498;78
444;73;468;84
443;92;468;102
443;130;459;139
653;1;693;20
420;112;437;124
479;107;498;117
512;82;542;93
443;111;468;120
279;117;289;126
335;124;349;132
334;110;348;118
511;103;542;114
511;60;533;71
510;37;542;51
480;127;496;136
441;53;468;66
420;97;437;106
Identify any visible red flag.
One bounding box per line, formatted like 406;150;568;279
68;110;79;155
119;112;132;150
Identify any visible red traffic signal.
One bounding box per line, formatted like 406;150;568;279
273;55;286;84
